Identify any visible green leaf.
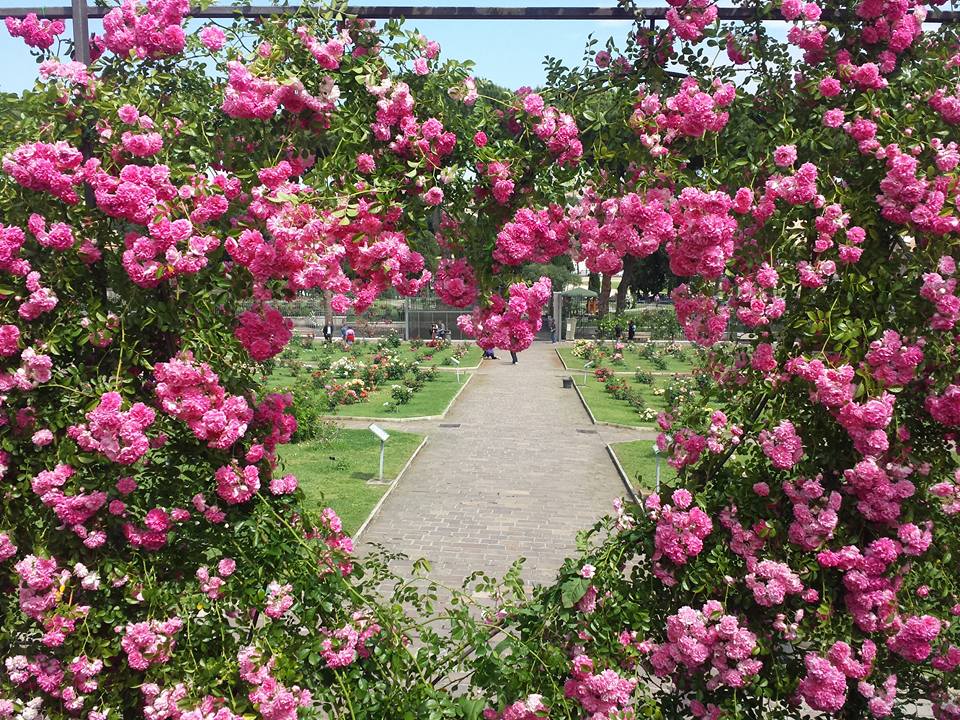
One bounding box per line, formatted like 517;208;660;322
560;577;590;608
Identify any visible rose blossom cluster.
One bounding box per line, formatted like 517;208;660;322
119;617;183;670
744;558;803;606
296;25;346;70
237;646;312;720
483;694;549;720
493;206;572;266
517;91;583;166
665;0;718;41
666;187;741;279
562;655;636;718
865;330;924;387
837;393;895;458
572;190;674;275
0;347;53;398
670;285;730;347
13;555;85;647
646;601;762;690
479;160;515;205
818;538;903;633
921;256;960;331
142;683;244;720
457;277;551;353
759;419;805;470
646;489;713;585
798;640;877;712
120;219;220;288
319;612;381;668
247;392;298;469
783;475;841;550
432;258;479;308
123;505;191;551
4;13;64;49
221;61;338;124
234;304;293;361
930;469;960;515
100;0;189;59
730;264;785;327
67;391;156;465
27;214;75;252
215;462;261;505
2;141;86;204
18;271;58;321
877;147;959;236
31;464;108;546
196;558;236;600
630;77;735;156
154;352;253;449
263;581;294;619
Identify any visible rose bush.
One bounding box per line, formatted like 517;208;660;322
3;0;960;717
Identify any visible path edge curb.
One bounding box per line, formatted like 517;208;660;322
570;376;659;432
606;443;642;505
354;435;429;541
570;376;598;425
329;372;475;423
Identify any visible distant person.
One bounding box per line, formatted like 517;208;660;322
483;347;498;360
510;350;518;364
322;322;334;343
628;320;636;341
430;323;438;340
340;325;347;342
654;293;661;305
614;323;623;340
549;317;557;343
345;326;356;346
438;322;446;340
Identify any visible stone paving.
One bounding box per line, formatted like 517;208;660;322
359;341;654;590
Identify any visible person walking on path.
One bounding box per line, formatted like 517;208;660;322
510;350;518;364
549;317;557;343
345;326;356;346
628;320;636;341
322;322;333;343
340;325;347;342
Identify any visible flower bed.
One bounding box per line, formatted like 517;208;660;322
562;340;697;373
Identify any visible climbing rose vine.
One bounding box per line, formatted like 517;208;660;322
2;0;960;718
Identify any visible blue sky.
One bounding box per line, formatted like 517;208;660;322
0;0;635;93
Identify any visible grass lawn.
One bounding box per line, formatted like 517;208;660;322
557;347;694;374
574;376;668;427
279;429;425;534
333;371;469;419
610;440;678;493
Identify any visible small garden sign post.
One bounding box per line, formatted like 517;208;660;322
450;356;461;382
369;423;390;481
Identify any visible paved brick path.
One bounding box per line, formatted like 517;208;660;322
359;342;653;590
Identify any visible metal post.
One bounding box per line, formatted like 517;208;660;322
71;0;91;64
403;297;410;340
655;449;661;494
553;291;562;344
378;439;385;481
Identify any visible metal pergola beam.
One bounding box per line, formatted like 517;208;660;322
1;5;958;22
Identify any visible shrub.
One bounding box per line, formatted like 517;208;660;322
634;369;654;385
390;384;415;405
